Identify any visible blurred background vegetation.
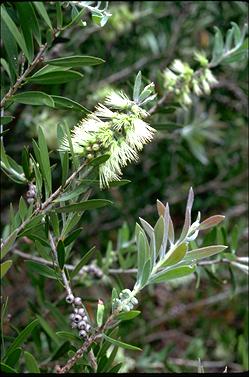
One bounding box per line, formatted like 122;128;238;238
1;1;248;373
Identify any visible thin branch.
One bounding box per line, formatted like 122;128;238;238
11;248;247;276
48;231;72;296
1;161;87;251
55;309;120;373
0;43;48;108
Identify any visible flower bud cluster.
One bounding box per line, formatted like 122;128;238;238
65;294;91;339
112;289;138;313
163;55;218;106
26;183;36;204
82;264;103;279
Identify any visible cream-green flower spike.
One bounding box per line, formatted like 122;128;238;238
59;89;156;189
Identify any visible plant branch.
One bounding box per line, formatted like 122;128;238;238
55;309;120;373
11;248;248;276
48;231;73;296
1;161;87;253
0;43;48;109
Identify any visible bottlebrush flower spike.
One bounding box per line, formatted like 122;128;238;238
59;89;156;189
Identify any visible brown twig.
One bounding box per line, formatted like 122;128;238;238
1;161;87;252
0;43;48;109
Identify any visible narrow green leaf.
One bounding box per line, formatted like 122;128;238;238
24;351;40;373
225;27;234;51
32;64;72;77
90;154;110;167
16;3;34;62
133;71;142;102
102;334;142;351
54;199;113;213
112;287;118;311
64;7;85;29
24;2;41;44
4;319;39;359
0;260;13;279
137;229;150;283
184;245;228;261
161;242;188;267
211;26;224;65
139;217;154;239
56;331;81;343
12;91;54;107
46;55;105;67
54;183;88;202
1;20;18;82
0;363;17;373
97;299;105;327
0;115;14;125
181;187;194;243
25;261;58;280
51;95;89;113
1;230;18;259
55;2;63;28
140;259;151;288
33;2;53;29
28;70;84;84
1;56;12;80
36;315;60;345
57;240;65;269
18;196;27;222
22;147;31;180
102;345;119;373
116;310;141;321
154;216;165;256
231;22;242;45
108;179;131;187
38;127;52;195
60;151;69;186
108;362;123;373
5;348;22;368
1;5;30;62
61;212;81;238
63;228;82;246
150;265;196;284
70;246;96;278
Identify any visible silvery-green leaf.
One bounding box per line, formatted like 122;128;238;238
137;229;150;284
160;203;170;259
184;245;228;262
160;242;188;267
139;259;152;288
168;210;175;245
154;216;164;259
139;217;154;239
97;299;105;327
133;71;142;102
179;187;194;243
150;264;196;284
